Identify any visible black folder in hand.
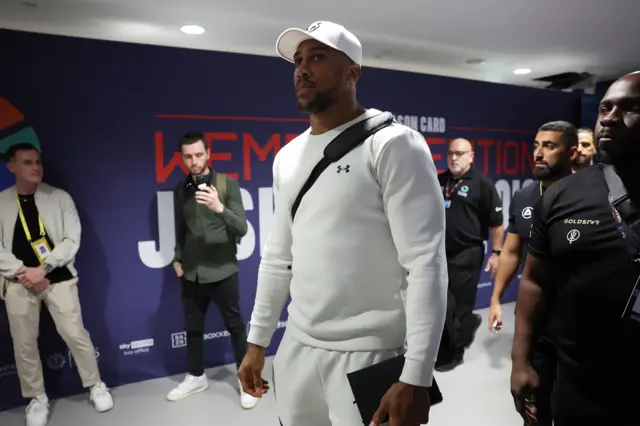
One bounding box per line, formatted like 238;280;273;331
346;354;443;425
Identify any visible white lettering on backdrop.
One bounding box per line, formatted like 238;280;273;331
138;187;274;268
138;179;534;268
392;114;447;134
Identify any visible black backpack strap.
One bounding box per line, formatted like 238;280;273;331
603;164;640;262
291;111;394;221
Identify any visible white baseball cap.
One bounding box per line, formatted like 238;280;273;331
275;21;362;66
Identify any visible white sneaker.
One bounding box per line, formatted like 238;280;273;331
238;379;260;409
90;382;114;412
166;374;208;401
25;395;49;426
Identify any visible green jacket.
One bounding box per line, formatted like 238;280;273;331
173;170;247;283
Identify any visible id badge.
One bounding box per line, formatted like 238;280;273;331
622;273;640;324
31;237;52;264
444;200;451;209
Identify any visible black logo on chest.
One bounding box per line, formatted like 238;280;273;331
336;165;350;173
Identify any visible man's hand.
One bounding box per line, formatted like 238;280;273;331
511;360;540;424
488;299;503;332
237;344;270;398
371;382;431;426
29;278;50;294
195;186;224;213
18;265;46;287
173;262;184;278
484;253;500;277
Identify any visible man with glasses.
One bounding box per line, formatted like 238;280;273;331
436;138;504;371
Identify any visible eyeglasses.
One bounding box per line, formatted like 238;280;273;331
446;151;471;158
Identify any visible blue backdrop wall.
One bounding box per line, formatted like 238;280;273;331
0;29;580;410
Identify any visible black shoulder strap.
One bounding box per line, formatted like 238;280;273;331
291;111;394;221
603;164;640;262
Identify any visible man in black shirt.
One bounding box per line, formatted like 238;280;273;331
436;138;504;371
511;72;640;424
0;143;113;426
490;121;577;425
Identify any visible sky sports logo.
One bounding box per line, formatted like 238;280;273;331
171;321;287;349
120;338;154;356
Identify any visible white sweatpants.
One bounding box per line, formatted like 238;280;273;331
272;330;402;426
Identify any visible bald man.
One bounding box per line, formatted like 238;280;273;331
511;72;640;424
436;138;504;371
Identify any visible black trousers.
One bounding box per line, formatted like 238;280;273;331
527;337;557;426
181;273;247;376
447;245;484;354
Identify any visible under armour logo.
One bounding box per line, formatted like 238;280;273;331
308;22;321;32
336;165;350;173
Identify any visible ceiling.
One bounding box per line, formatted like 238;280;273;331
2;0;640;88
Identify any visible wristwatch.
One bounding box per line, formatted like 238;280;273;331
491;249;502;255
43;263;54;273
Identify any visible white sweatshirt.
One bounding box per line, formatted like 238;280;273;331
247;108;447;386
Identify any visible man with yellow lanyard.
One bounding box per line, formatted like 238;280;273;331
0;143;113;426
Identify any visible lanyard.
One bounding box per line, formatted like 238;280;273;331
609;204;640;263
443;178;463;200
16;194;45;242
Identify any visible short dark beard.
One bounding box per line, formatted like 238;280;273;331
533;164;563;180
574;155;591;166
296;89;337;115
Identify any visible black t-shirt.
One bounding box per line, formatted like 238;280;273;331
12;194;73;284
438;167;503;255
528;165;640;407
510;181;562;339
508;181;541;243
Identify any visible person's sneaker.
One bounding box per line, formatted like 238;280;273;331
238;379;260;409
90;381;114;412
25;395;49;426
166;374;208;401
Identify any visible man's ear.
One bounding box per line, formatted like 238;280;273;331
569;145;579;162
347;64;361;84
6;160;15;174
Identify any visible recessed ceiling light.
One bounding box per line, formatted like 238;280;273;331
513;68;531;75
180;25;205;35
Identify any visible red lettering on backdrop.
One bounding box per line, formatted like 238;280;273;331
243;134;283;181
155;131;187;183
426;138;446;173
155;131;237;182
205;132;237;180
502;140;519;175
156;130;303;183
495;140;501;175
521;141;535;174
476;139;495;174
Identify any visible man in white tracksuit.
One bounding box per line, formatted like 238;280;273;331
238;21;448;426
